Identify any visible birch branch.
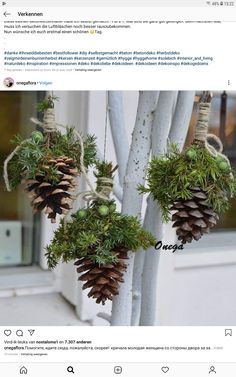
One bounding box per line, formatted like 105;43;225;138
113;182;123;202
131;197;162;325
131;91;177;326
130;210;148;326
97;312;111;323
151;91;178;154
139;199;163;325
139;91;195;325
138;91;177;325
108;91;129;185
111;91;158;326
168;91;195;147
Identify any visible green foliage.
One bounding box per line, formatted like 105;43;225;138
47;127;97;170
95;160;117;178
36;96;59;112
7;127;97;190
45;200;157;269
139;143;236;222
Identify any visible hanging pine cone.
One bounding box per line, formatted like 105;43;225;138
46;161;157;305
75;246;128;305
171;187;219;244
5;96;97;223
22;156;78;223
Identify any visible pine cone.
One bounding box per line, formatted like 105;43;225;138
75;246;129;305
22;156;78;223
171;187;219;244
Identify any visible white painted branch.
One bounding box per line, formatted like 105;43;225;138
140;199;163;325
111;91;158;326
97;312;111;323
139;91;195;325
108;91;129;185
131;91;177;325
151;91;178;154
168;91;195;147
131;197;162;326
172;92;179;117
113;182;123;202
130;212;148;326
138;92;177;325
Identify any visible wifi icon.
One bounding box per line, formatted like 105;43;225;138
28;329;35;336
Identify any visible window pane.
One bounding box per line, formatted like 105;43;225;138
0;91;44;266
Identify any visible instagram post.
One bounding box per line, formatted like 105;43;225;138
0;90;236;328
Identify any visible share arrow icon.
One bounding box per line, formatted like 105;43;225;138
28;329;35;336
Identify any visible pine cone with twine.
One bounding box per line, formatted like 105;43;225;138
75;246;128;305
171;187;219;244
22;156;78;223
45;161;157;305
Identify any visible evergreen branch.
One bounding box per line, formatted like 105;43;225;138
45;200;157;269
7;128;97;190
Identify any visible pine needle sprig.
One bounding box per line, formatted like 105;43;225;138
45;200;157;269
36;96;59;112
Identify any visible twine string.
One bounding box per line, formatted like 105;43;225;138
97;176;113;198
77;176;113;206
31;105;57;132
194;101;230;166
3;142;28;192
43;108;57;133
194;102;211;143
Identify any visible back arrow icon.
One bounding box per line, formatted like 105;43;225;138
4;11;10;16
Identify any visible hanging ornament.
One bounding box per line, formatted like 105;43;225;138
46;161;156;304
3;95;97;223
139;92;236;244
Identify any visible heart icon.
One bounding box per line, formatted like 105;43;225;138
161;366;169;373
4;329;11;336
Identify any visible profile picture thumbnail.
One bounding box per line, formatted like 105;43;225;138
3;77;14;88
